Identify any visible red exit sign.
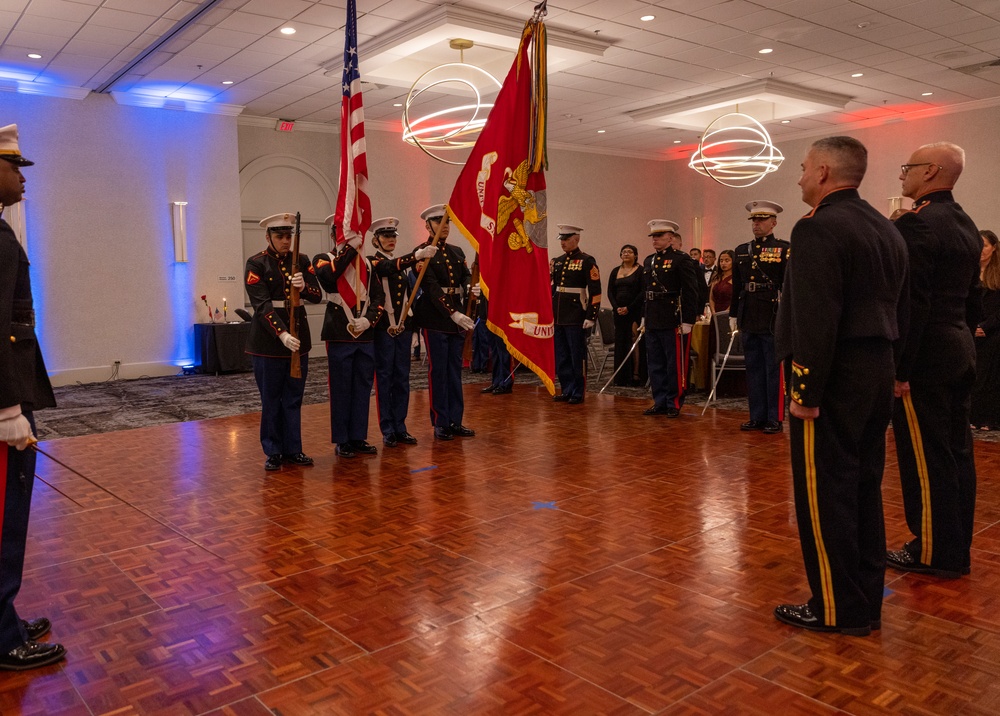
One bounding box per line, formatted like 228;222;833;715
275;119;295;132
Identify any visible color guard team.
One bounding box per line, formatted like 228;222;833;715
0;120;987;672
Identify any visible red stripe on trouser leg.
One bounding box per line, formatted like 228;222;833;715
778;360;786;421
0;447;7;558
423;330;439;425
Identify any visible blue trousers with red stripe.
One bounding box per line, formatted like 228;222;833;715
554;324;586;400
490;331;514;390
646;328;689;410
789;339;893;629
0;414;35;652
252;354;308;457
744;331;783;422
373;328;412;440
326;341;375;445
424;330;465;428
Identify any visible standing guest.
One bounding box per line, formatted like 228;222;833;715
972;229;1000;431
689;247;704;267
551;224;601;403
774;136;908;637
414;204;476;440
314;216;385;458
476;290;515;395
246;213;322;471
708;249;735;314
641;220;701;416
701;249;717;285
368;217;436;448
888;143;981;579
731;200;790;434
607;244;645;386
0;124;66;671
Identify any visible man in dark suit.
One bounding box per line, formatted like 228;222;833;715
731;200;790;434
888;142;981;579
0;123;66;670
414;204;475;440
551;224;601;404
774;136;908;637
245;213;322;471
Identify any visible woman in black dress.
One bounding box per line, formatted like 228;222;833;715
972;229;1000;430
607;244;646;386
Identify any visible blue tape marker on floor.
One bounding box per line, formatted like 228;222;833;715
532;501;557;510
410;465;438;474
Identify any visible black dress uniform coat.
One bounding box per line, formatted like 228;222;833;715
890;189;981;575
641;247;701;329
244;248;322;356
551;248;601;324
414;241;471;332
1;217;55;653
775;187;908;633
313;245;385;341
370;248;422;332
731;233;789;334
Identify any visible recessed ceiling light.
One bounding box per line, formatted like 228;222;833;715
758;48;773;54
856;21;872;29
222;80;234;85
597;129;606;134
922;92;933;96
781;120;791;124
27;53;42;59
393;103;402;107
673;140;681;144
280;26;296;35
640;15;655;21
851;72;864;78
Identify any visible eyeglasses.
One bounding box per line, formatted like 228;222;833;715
900;162;939;175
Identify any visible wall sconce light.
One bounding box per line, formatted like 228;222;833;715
171;201;188;262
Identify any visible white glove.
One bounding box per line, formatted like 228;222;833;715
279;332;301;351
583;319;595;330
638;318;646;331
729;317;738;333
290;272;305;290
351;317;371;333
451;311;475;331
346;231;363;250
472;284;482;298
680;323;692;335
0;413;33;451
414;245;437;260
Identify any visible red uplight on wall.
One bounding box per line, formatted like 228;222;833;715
275;119;295;132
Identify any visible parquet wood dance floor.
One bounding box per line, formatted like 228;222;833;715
4;385;1000;715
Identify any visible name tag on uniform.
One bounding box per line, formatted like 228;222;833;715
760;247;784;263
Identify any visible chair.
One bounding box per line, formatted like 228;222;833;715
594;308;617;381
704;310;745;408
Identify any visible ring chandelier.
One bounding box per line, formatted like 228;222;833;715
688;113;784;188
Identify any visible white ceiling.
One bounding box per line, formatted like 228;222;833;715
1;0;999;160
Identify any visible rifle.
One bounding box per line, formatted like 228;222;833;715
463;253;481;364
289;211;302;378
396;210;450;329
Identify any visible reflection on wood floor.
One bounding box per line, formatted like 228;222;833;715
5;386;1000;715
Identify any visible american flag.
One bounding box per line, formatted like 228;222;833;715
334;0;371;309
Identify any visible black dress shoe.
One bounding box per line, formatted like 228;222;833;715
22;618;50;641
567;396;584;404
774;603;871;637
886;547;963;579
283;453;314;465
0;641;66;671
492;385;513;394
450;423;476;437
383;434;398;448
552;395;570;402
264;454;283;471
481;384;498;393
664;406;680;418
741;420;765;431
762;421;783;434
335;443;357;458
643;406;668;416
395;432;418;445
434;427;454;441
350;440;378;455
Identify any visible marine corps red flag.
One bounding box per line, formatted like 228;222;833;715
446;7;555;394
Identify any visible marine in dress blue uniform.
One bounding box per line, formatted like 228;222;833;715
774;136;908;637
413;204;475;440
245;213;323;471
314;215;386;458
641;220;701;417
551;224;601;404
476;294;515;395
368;217;436;447
887;143;981;579
730;200;789;434
0;125;66;670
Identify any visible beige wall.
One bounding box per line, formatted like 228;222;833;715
4;91;997;385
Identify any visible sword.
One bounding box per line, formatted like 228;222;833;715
599;325;645;393
701;327;739;415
